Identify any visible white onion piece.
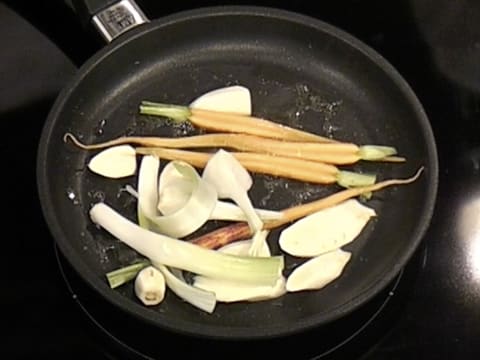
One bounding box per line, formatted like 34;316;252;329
189;85;252;115
279;199;376;257
137;156;217;238
87;145;136;178
202;149;263;233
286;249;352;292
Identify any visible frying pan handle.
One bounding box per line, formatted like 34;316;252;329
71;0;149;42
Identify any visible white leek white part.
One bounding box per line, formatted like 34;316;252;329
87;145;136;178
90;202;283;285
193;234;282;303
194;275;286;303
279;199;376;257
286;249;352;292
202;149;263;233
157;184;190;215
189;85;252;115
156;171;191;215
138;156;217;238
218;239;271;257
134;265;166;306
152;263;216;313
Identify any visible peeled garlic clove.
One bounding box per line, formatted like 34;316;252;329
286;249;351;292
134;265;166;306
279;199;376;257
189;85;252;115
88;144;136;178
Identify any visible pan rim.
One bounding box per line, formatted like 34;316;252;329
36;5;439;340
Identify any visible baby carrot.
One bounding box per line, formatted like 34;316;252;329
64;132;400;165
190;167;424;249
135;147;376;187
139;101;336;143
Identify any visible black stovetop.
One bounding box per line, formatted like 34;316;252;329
3;0;480;358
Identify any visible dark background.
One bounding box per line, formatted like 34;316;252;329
2;0;480;358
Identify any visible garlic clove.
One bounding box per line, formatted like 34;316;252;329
134;265;166;306
87;144;137;178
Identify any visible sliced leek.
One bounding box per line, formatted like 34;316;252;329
157;161;282;223
106;260;150;289
194;236;286;303
153;263;217;313
137;155;217;238
90;202;284;285
193;275;287;303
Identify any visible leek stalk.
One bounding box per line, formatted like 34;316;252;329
90;202;284;285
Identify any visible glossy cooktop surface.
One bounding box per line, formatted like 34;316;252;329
3;0;480;358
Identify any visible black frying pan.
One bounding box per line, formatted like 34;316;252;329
37;0;438;340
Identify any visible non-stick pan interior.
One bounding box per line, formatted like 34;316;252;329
38;7;438;339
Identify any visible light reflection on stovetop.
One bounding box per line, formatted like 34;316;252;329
54;240;427;360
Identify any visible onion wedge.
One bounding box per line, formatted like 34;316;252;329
202;149;263;233
153;263;217;313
